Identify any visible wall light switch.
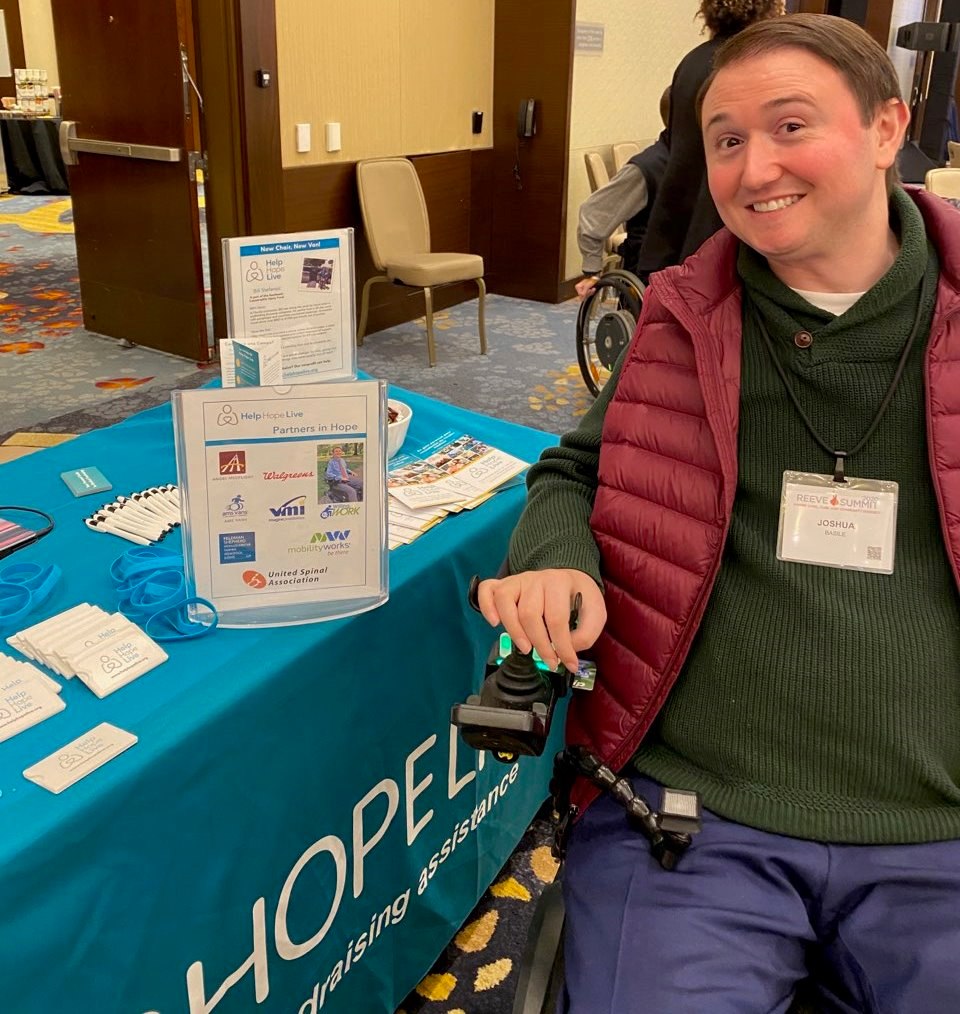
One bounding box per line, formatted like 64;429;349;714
295;123;311;153
325;122;342;153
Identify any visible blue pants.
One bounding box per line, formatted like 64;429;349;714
563;775;960;1013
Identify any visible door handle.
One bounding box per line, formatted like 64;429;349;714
59;120;181;166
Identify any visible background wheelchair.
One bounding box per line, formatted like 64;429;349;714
575;268;644;397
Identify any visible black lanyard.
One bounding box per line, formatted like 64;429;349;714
750;271;933;483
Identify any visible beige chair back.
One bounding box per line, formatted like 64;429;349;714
584;151;609;193
925;166;960;198
948;140;960;168
612;141;641;173
356;157;430;271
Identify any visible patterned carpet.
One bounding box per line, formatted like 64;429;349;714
1;194;581;1013
357;299;587;434
399;813;558;1014
0;192;589;442
0;194;219;441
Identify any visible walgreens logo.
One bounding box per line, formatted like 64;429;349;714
263;470;314;481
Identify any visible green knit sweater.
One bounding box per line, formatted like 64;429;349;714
511;189;960;844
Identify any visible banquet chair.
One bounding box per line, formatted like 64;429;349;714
583;150;610;193
948;140;960;168
612;141;641;172
924;166;960;198
355;157;487;368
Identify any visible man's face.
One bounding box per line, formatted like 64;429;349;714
701;48;905;286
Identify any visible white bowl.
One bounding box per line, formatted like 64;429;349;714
387;398;412;459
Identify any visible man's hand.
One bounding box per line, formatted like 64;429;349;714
575;276;599;301
477;569;606;673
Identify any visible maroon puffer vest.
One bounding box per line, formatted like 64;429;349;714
567;188;960;816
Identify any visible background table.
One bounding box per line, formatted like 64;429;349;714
0;386;559;1013
0;115;68;194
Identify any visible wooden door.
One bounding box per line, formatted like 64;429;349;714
50;0;208;361
0;6;25;100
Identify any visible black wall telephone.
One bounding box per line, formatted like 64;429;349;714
517;99;537;138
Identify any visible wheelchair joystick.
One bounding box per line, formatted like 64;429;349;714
452;576;576;762
450;642;568;763
453;575;702;872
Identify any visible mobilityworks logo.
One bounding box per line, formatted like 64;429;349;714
268;495;307;520
288;530;352;555
311;530;351;543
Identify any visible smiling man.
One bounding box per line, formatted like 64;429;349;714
700;29;905;294
477;12;960;1012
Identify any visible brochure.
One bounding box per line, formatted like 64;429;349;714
233;339;283;387
172;382;388;626
388;432;527;509
386;432;528;549
221;228;357;387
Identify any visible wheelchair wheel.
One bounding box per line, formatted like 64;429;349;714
512;879;566;1014
575;269;644;398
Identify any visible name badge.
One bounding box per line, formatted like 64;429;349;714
777;471;899;575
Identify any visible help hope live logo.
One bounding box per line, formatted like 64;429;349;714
137;719;521;1014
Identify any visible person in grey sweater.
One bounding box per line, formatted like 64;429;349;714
575;90;670;298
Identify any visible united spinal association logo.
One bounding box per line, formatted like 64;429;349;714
242;570;267;589
219;450;247;476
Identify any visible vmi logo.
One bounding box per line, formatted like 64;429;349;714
268;495;307;519
219;450;247;475
311;530;351;542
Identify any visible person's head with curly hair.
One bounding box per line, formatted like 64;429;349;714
699;0;785;38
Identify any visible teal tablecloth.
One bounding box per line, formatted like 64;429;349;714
0;387;559;1013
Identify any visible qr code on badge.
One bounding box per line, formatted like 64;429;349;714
867;546;883;561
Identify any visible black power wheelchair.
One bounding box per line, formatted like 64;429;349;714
451;580;704;1014
323;478;352;503
575;268;645;398
452;577;826;1014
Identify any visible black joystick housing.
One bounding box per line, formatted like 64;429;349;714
451;639;570;762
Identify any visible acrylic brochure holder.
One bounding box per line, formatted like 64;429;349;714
219;227;358;387
171;381;388;627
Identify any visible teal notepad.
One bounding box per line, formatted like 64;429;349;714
61;467;112;497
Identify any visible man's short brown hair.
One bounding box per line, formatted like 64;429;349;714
698;13;904;192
